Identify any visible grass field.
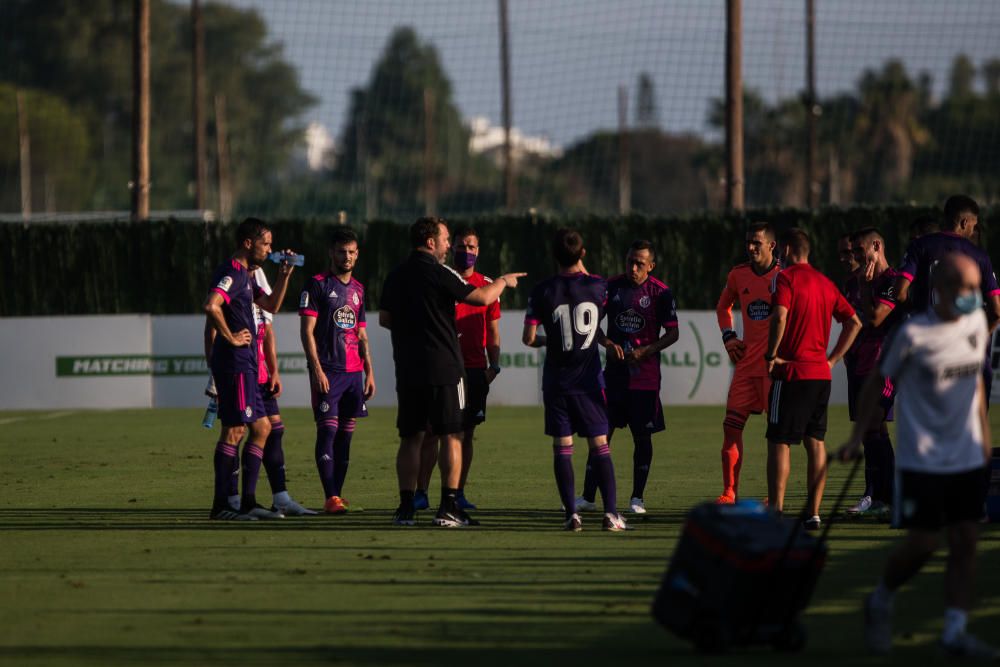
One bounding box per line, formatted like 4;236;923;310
1;405;998;667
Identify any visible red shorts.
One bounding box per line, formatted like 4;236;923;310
726;373;770;416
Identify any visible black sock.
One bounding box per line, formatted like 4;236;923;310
399;490;415;511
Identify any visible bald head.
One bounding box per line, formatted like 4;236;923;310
933;253;982;320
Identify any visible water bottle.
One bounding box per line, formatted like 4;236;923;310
268;251;305;267
202;398;218;428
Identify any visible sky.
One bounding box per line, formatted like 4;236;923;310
220;0;1000;149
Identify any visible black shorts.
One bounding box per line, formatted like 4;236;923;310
895;468;987;531
765;379;831;445
606;388;665;436
463;368;490;429
396;378;466;438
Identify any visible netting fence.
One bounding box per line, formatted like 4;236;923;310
2;0;1000;222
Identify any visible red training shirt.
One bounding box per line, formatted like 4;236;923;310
455;271;501;369
772;263;855;381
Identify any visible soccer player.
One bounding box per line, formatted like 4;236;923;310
379;217;523;528
299;226;375;515
764;228;861;528
206;266;315;516
414;226;502;512
576;239;678;515
895;195;1000;402
714;222;781;504
204;217;296;520
522;228;628;532
840;254;996;658
844;228;900;517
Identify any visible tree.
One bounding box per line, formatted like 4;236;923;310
335;27;493;219
948;54;976;99
0;0;315;213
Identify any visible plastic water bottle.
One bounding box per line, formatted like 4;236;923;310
268;251;305;267
202;398;218;429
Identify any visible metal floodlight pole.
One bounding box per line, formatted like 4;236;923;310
618;85;631;215
498;0;515;210
16;90;32;220
805;0;820;209
192;0;207;211
725;0;744;211
131;0;151;221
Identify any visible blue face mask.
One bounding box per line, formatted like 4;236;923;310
954;290;983;315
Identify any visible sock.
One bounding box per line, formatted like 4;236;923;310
721;413;746;497
213;442;239;507
228;453;240;497
942;608;968;643
399;489;415;512
631;434;653;499
240;443;264;509
440;487;459;512
876;434;895;505
553;444;575;519
332;419;354;497
592;444;617;515
314;417;338;499
861;433;878;498
870;580;895;610
581;449;598;503
263;421;287;495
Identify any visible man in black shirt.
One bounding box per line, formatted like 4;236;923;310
380;217;524;527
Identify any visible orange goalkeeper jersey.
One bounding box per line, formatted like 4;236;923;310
716;261;781;378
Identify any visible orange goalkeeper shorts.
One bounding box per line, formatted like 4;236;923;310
726;373;771;416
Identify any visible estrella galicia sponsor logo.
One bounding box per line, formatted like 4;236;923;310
334;305;357;329
615;308;645;333
747;299;772;320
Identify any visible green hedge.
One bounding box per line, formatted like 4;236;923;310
3;206;997;316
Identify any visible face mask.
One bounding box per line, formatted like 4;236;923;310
954;290;983;315
453;250;477;270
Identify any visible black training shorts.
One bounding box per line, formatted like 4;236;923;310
765;379;831;444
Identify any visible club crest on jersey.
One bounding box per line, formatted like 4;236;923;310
638;295;651;308
747;299;772;321
615;308;645;333
217;276;233;292
299;291;309;308
319;401;330;413
334;305;357;329
352;292;360;306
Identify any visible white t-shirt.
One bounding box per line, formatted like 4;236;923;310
252;268;273;328
879;308;987;473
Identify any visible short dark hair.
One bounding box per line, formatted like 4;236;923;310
410;216;446;249
781;228;810;256
837;232;852;243
943;195;979;229
628;239;655;261
236;217;270;245
452;225;478;243
747;222;775;241
552;228;584;268
849;226;882;245
909;214;938;238
330;225;358;248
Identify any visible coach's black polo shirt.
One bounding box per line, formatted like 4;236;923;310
381;251;475;387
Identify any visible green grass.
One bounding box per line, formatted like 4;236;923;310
1;406;997;666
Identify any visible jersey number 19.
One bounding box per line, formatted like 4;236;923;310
552;302;598;351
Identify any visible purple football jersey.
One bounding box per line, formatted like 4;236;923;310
208;259;263;374
852;268;901;376
299;273;367;373
604;275;678;391
841;274;863;370
525;272;608;395
898;231;1000;312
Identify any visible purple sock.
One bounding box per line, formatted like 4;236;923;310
213;442;239;506
592;444;617;515
631;434;653;499
263;421;287;495
553;444;575;519
332;419;354;497
228;449;240;497
581;449;598;503
241;443;264;507
315;418;338;499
